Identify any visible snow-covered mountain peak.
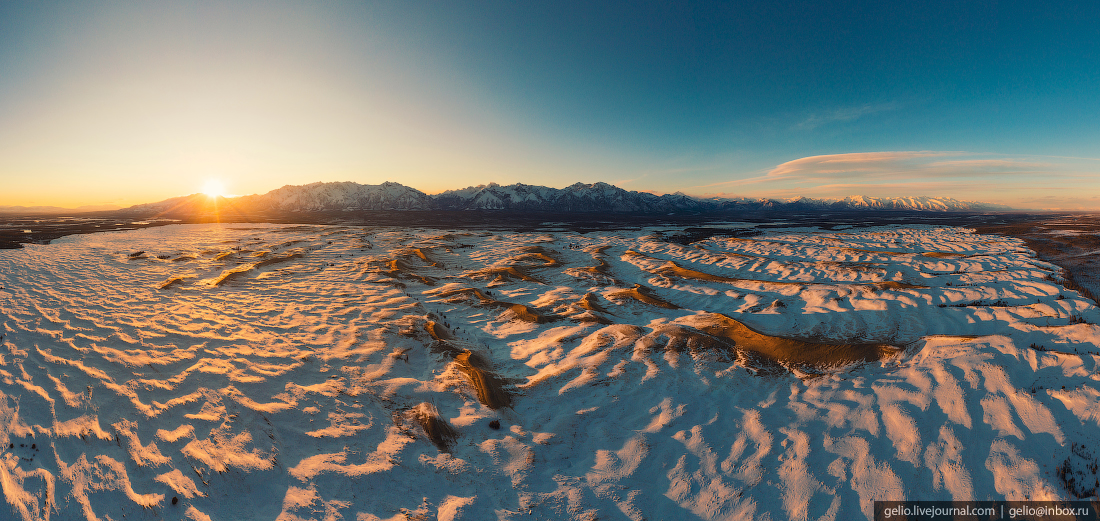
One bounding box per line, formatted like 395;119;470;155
122;181;1014;216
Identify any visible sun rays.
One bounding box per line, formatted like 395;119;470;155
202;180;228;199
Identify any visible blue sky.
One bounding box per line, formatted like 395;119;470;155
1;1;1098;209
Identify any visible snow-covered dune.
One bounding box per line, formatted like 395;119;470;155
0;224;1097;520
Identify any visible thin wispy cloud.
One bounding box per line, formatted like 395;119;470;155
707;181;983;200
689;151;1100;209
796;102;901;130
765;152;1051;182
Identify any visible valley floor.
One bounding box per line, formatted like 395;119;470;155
0;222;1098;520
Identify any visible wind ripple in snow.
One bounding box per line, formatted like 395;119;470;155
0;223;1097;520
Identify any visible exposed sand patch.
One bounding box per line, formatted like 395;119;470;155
398;402;459;452
502;303;549;324
627;249;808;286
158;276;191;290
606;284;679;309
843;248;913;256
635;323;738;362
512;252;559;267
429;286;551;323
368;257;436;286
679;313;902;373
423;327;515;411
570;312;613;324
425;320;453;341
394;247;441;267
875;281;928;290
253;252;303;269
412;248;439;266
462;266;543;284
511;246;560;267
431;286;496;305
211;264;255;286
576;293;608;313
656;260;805;286
209;252;307;286
565;257;619;285
2;223;1098;520
454;351;513;410
630;248;928;292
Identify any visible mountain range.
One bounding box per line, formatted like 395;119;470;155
121;181;1012;216
0;203;123;214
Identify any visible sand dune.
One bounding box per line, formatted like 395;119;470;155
565;255;619;285
427;286;552;323
399;247;441;267
0;222;1097;520
462;266;543;284
607;283;681;309
575;292;608;313
398;402;459;452
512;246;560;267
365;257;437;286
158;275;191;290
453;351;513;410
679;312;901;374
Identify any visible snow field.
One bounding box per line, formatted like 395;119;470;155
0;223;1097;520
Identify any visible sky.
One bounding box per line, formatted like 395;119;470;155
1;1;1098;210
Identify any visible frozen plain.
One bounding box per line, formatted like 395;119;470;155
0;222;1098;520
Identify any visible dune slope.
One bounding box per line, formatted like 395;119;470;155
0;223;1097;520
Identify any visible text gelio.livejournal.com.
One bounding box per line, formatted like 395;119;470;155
875;501;1098;520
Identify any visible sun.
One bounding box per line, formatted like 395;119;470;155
201;179;227;198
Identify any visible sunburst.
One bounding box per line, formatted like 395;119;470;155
201;179;228;198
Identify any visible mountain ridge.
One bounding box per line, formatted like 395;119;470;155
0;203;123;214
120;180;1013;216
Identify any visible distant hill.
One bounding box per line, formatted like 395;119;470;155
433;182;707;212
122;181;433;216
0;203;122;214
704;194;1013;212
119;181;1013;217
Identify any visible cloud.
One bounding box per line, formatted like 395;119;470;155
710;181;982;200
796;102;901;130
690;151;1100;209
765;152;1050;182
